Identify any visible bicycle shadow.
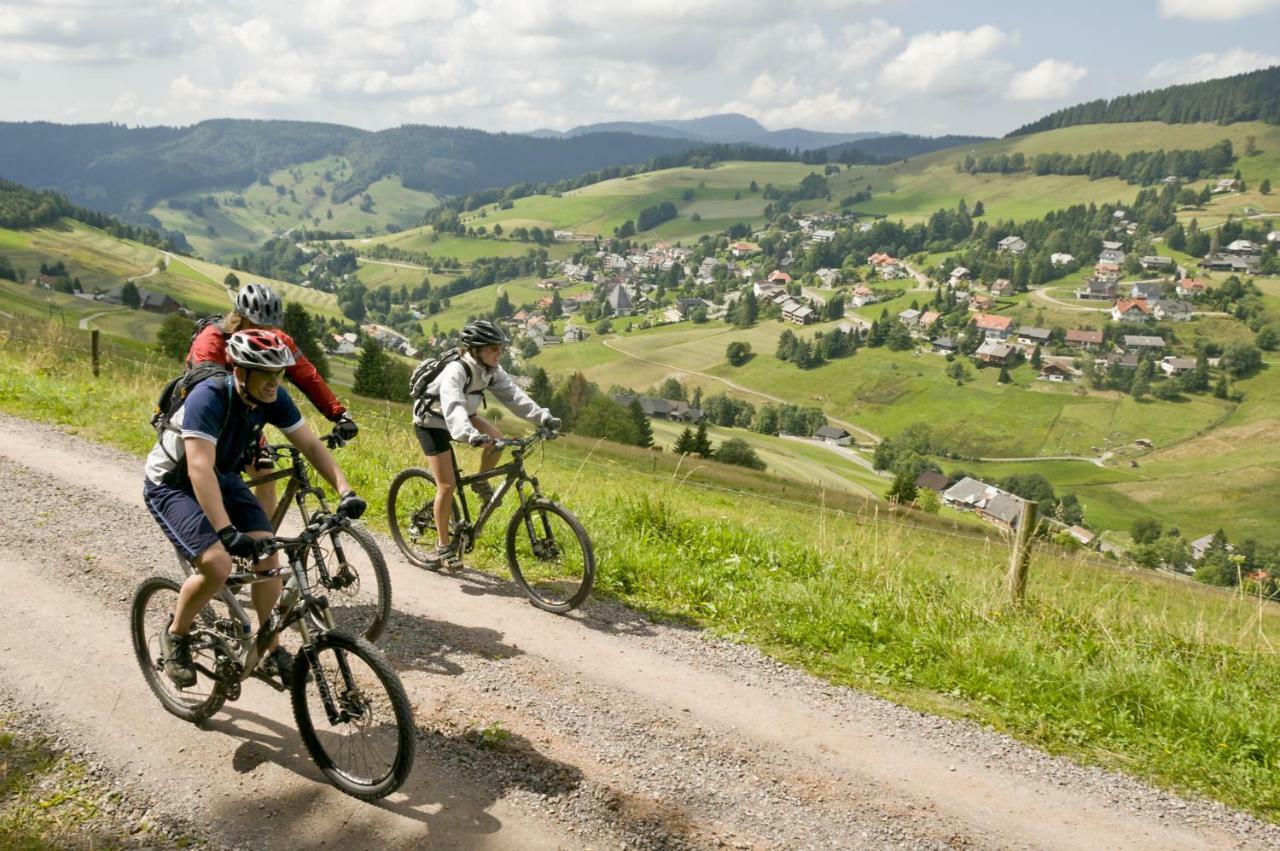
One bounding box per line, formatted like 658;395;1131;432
204;703;582;849
378;606;523;677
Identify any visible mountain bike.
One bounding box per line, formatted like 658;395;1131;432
246;431;391;643
131;506;415;801
386;428;595;613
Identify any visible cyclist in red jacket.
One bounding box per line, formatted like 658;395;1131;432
187;283;358;517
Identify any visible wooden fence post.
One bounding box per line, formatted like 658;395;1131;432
91;329;100;378
1006;498;1038;604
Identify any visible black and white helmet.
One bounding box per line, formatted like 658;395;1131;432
235;283;284;327
226;329;296;370
459;319;509;348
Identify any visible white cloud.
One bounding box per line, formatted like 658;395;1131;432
1008;59;1087;100
1158;0;1280;21
1147;48;1280;85
879;25;1010;96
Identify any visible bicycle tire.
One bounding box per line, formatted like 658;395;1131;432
386;467;463;569
291;630;415;800
506;499;595;613
130;576;227;723
304;524;392;644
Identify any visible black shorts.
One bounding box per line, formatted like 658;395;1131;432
414;425;455;457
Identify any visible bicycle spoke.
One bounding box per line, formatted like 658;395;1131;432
299;642;406;790
508;502;594;611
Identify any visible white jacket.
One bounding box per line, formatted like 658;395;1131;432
413;351;551;443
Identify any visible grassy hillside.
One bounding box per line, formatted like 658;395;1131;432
823;121;1280;225
6;320;1280;821
454;161;820;239
146;155;441;261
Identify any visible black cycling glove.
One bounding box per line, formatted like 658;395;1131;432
544;416;562;431
217;525;258;558
333;413;359;441
338;491;367;520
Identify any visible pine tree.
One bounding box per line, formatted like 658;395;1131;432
282;302;329;378
998;366;1012;383
673;427;697;455
629;399;654;447
528;367;553;406
353;337;388;398
885;470;918;504
120;280;141;309
692;420;713;457
1030;344;1042;368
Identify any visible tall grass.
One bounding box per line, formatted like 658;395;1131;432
3;321;1280;820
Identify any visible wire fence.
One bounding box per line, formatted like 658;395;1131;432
0;316;1130;576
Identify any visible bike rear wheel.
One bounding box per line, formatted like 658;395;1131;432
130;576;227;723
291;630;415;800
304;524;392;644
386;467;463;569
506;499;595;613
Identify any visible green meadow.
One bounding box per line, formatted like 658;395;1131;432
825;121;1280;225
146;155;441;261
6;321;1280;821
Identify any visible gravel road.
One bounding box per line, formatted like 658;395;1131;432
2;411;1277;850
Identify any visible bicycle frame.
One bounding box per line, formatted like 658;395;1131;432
447;446;540;547
249;445;332;533
178;532;355;724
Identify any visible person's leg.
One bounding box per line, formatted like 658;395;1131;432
425;448;456;548
171;545;233;634
470;415;504;475
222;477;284;652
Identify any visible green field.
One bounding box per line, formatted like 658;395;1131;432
146;155;441;261
824;121;1280;225
9;324;1280;821
452;161;820;240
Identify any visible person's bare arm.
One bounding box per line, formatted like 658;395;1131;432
184;437;231;530
284;422;351;495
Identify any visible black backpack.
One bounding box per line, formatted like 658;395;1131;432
151;362;234;463
409;348;480;418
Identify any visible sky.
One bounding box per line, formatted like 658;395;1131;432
1;0;1278;137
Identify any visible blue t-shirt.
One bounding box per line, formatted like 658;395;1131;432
144;375;304;486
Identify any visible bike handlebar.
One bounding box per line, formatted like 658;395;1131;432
266;430;347;461
250;503;355;560
492;427;559;451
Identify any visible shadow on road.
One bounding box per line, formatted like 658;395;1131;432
204;704;583;850
378;605;524;676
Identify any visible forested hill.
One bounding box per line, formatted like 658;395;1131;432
0;119;692;215
0;177;188;252
820;134;992;164
1008;65;1280;136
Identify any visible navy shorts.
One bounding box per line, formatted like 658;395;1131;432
414;425;455;457
143;476;273;560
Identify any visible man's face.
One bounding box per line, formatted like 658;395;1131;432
476;343;503;367
243;368;284;403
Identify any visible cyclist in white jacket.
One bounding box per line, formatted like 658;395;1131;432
412;319;560;569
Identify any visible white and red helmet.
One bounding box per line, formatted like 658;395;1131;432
226;329;295;371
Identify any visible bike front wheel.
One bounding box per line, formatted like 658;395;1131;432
386;467;463;569
291;630;415;800
130;576;227;723
305;524;392;644
506;499;595;613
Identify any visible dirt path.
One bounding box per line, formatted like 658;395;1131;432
2;413;1278;849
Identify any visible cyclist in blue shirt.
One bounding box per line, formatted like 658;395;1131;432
143;329;366;688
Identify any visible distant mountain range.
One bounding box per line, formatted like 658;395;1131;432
0;115;987;225
527;112;892;151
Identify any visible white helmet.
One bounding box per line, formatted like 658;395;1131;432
226;329;295;370
235;283;284;327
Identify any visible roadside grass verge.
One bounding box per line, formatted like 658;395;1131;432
3;321;1280;821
